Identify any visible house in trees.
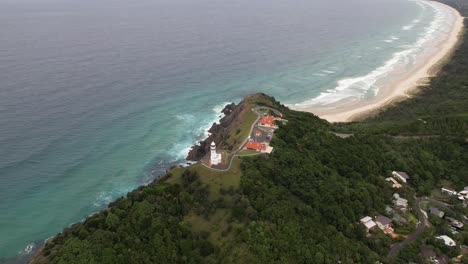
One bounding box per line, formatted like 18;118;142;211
441;187;457;196
393;193;408;211
375;215;393;234
392;171;410;183
258;115;279;129
360;216;377;232
428;207;445;218
436;235;456;247
385;177;402;188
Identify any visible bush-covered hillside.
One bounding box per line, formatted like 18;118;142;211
30;99;467;263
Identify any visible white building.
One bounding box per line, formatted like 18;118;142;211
360;216;377;232
392;171;410;183
436;235;456;247
458;190;468;201
441;187;457;196
210;141;222;166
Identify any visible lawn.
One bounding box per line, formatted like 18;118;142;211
420;201;429;211
191;157;243;200
225;109;258;151
163;157;243;200
404;212;418;224
236;149;260;156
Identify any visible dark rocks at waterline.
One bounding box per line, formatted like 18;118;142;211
186;100;246;161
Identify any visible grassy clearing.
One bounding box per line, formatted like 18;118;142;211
404;213;418;224
192;157;242;200
236;149;260;156
420;201;429;211
225;110;258;151
160;166;186;185
163;157;243;200
430;188;453;202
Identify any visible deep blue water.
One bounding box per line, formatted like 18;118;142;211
0;0;445;259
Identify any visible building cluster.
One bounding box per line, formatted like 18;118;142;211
440;186;468;209
361;171;415;236
244;113;285;154
428;205;464;246
366;169;467;260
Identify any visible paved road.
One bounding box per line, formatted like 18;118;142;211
387;197;429;258
421;197;468;224
331;132;441;140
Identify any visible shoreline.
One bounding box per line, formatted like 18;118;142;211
292;1;465;123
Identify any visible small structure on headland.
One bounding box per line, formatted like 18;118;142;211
243;109;285;155
392;171;410;183
210;141;222;166
245;141;266;152
259;115;279;129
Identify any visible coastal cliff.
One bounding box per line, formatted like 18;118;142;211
186;102;239;161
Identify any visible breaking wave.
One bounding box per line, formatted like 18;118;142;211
292;0;451;107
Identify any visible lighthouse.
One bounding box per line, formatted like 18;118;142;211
210;141;222;166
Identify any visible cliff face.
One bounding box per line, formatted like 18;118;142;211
186;101;245;161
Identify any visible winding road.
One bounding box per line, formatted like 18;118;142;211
387;197;430;258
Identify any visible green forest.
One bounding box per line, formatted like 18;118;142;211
30;1;468;263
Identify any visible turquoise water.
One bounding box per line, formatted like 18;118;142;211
0;0;449;259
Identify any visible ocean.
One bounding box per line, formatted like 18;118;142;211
0;0;454;260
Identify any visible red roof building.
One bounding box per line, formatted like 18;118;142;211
259;116;276;127
245;141;266;151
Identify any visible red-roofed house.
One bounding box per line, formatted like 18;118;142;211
259;116;278;128
245;141;266;152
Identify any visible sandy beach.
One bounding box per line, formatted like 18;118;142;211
292;1;465;123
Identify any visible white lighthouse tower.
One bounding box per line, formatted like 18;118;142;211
210;141;222;166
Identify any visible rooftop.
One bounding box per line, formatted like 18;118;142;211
394;171;410;179
429;207;444;216
376;215;392;226
436;235;456;247
363;220;376;229
245;141;266;151
259;116;276;126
